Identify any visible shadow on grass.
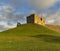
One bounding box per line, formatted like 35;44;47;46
32;35;60;43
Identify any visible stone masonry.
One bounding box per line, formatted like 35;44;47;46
27;14;45;25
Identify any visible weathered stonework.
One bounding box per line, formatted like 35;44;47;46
27;14;45;25
17;22;21;27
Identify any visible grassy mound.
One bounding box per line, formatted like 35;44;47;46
0;24;60;51
0;24;59;36
46;24;60;32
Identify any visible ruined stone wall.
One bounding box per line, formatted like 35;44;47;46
40;18;45;25
27;14;34;23
34;14;41;24
34;14;45;25
27;14;45;25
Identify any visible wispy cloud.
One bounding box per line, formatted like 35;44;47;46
29;0;60;25
0;21;16;32
0;0;60;31
0;4;27;31
46;9;60;25
30;0;59;11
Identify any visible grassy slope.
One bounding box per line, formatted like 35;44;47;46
0;24;60;51
46;24;60;32
0;24;60;36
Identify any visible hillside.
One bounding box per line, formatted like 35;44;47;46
0;24;60;51
46;24;60;32
0;24;59;36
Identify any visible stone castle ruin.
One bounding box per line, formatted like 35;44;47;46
27;14;45;25
17;22;21;27
17;14;45;27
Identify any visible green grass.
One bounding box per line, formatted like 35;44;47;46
46;24;60;32
1;24;60;36
0;24;60;51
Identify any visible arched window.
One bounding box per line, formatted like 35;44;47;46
40;18;42;21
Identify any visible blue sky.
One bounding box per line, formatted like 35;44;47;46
0;0;60;15
0;0;60;31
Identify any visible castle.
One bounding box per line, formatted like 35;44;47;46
27;14;45;25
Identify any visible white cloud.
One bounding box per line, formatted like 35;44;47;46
0;5;14;21
30;0;59;11
45;9;60;25
0;5;26;22
0;0;60;32
0;4;26;31
0;21;16;32
2;5;15;12
46;19;55;24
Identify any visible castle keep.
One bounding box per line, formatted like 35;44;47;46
27;14;45;25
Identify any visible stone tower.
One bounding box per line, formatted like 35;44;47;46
27;14;45;25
